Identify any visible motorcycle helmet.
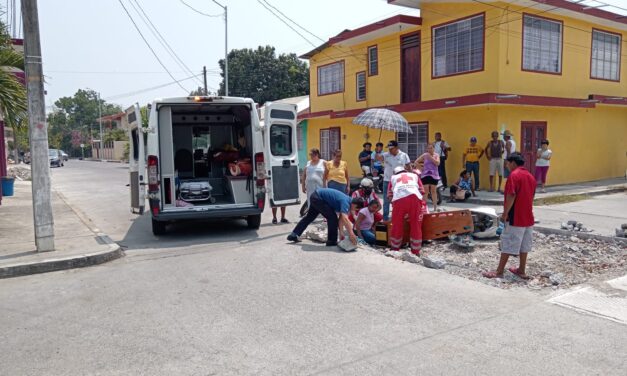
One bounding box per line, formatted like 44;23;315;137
360;178;374;195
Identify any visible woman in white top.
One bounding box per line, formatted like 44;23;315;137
535;139;552;193
302;148;326;209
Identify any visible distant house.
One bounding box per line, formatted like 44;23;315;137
299;0;627;186
96;112;129;131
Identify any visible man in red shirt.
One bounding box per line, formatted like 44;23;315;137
483;153;536;279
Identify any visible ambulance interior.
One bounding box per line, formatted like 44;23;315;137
160;103;255;208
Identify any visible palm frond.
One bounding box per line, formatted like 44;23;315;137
0;69;28;130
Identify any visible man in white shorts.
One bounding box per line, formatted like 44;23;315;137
485;131;505;193
483;153;537;279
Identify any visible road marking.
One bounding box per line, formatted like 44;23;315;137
549;276;627;325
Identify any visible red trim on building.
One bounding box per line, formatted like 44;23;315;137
10;38;23;46
431;12;486;80
589;28;622;83
521;13;565;76
531;0;627;26
329;15;422;45
316;60;346;97
300;92;625;119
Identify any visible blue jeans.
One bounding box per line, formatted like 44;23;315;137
465;161;480;190
383;181;390;220
357;229;376;245
327;180;347;193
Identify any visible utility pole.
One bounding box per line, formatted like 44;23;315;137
203;66;208;95
98;92;103;161
211;0;228;96
21;0;55;252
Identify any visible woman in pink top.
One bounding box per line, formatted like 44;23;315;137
354;200;381;245
415;143;441;212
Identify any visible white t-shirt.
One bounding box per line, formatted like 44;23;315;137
535;149;552;167
505;139;516;159
305;159;326;187
434;140;449;157
389;172;423;202
382;151;411;181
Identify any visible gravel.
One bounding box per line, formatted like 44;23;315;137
302;223;627;292
7;166;32;181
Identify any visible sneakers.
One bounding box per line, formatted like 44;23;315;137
287;233;301;242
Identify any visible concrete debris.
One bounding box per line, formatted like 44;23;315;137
615;228;627;238
560;221;593;233
7;166;31;181
303;223;327;243
400;252;421;264
622;223;627;230
567;245;580;252
549;273;565;285
338;238;357;252
422;256;447;269
540;270;553;278
385;251;403;260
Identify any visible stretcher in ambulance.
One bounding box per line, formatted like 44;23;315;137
126;96;300;235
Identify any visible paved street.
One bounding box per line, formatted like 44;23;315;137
1;161;626;375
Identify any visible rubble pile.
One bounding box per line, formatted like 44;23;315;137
420;232;626;291
615;224;627;238
302;222;626;292
7;166;31;181
560;220;593;232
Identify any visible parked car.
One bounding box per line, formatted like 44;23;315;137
60;150;69;161
49;149;64;167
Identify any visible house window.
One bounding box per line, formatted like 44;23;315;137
356;71;366;101
319;127;341;161
433;14;484;77
522;15;562;74
368;46;378;76
317;61;344;95
591;30;621;81
397;123;428;161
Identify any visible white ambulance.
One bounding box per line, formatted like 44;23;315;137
126;96;300;235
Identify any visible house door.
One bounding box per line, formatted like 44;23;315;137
520;121;547;173
320;127;341;161
401;32;421;103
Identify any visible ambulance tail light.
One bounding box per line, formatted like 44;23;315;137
147;155;159;192
255;152;266;187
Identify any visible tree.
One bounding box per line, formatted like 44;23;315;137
0;14;27;132
46;89;122;156
217;46;309;105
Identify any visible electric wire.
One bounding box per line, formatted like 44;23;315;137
129;0;204;86
179;0;223;17
117;0;189;93
105;73;205;101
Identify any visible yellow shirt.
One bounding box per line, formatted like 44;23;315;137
464;145;481;162
326;160;348;184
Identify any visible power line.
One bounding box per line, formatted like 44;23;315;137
129;0;204;86
179;0;223;17
44;70;221;75
256;0;317;48
105;73;205;101
117;0;189;93
261;0;325;43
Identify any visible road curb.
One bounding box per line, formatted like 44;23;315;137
534;226;627;245
0;244;125;279
464;185;626;206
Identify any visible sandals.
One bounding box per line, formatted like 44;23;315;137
508;267;530;280
272;218;278;224
281;218;289;223
482;271;503;279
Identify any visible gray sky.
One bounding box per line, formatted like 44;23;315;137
34;0;418;110
4;0;625;111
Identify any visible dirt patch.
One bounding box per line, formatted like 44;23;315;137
535;194;588;206
303;223;627;292
420;232;626;292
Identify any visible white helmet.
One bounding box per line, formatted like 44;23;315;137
360;178;374;187
393;166;405;174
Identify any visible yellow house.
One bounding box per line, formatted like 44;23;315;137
299;0;627;188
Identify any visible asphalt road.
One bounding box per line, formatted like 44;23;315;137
1;160;626;375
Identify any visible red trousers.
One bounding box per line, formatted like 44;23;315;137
390;195;424;254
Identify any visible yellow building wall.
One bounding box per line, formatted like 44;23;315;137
307;104;627;187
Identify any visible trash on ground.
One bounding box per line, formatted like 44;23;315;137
560;220;593;232
449;234;476;249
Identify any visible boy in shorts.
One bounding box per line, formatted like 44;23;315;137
483;153;536;279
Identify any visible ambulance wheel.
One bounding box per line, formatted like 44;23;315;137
152;218;167;235
247;214;261;229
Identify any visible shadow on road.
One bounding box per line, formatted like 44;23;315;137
119;213;261;251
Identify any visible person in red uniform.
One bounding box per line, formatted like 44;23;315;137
483;153;536;279
387;166;425;255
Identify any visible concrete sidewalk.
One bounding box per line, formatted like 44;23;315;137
464;177;626;205
0;181;123;278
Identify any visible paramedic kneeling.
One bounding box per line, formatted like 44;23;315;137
287;188;357;247
388;166;425;256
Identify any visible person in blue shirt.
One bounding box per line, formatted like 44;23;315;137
287;188;357;247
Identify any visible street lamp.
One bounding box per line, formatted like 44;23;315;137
211;0;228;96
